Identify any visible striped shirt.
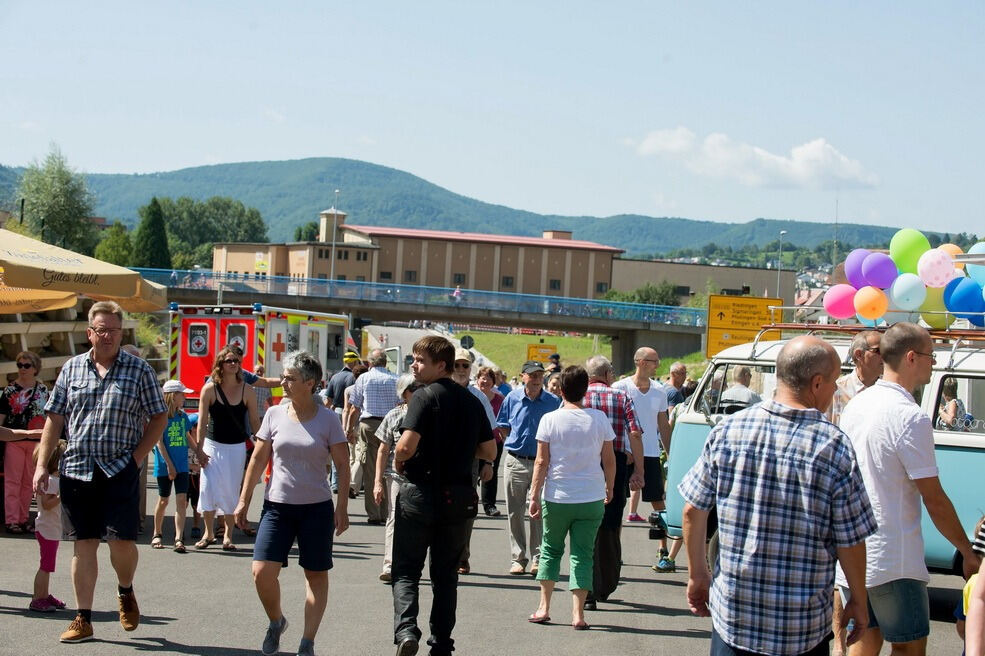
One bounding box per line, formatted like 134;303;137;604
348;366;400;419
46;349;167;481
679;400;876;656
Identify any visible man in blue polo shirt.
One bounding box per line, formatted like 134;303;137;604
496;360;560;576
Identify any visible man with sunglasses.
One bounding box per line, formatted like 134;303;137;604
826;330;883;428
837;322;981;656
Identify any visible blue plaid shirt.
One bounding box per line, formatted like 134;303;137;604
348;366;400;419
679;400;876;656
46;349;167;481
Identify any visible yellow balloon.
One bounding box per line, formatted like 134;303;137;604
919;286;955;329
853;286;889;320
939;243;965;270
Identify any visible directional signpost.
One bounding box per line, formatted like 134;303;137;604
705;294;782;358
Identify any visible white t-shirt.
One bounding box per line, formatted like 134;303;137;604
535;407;615;504
35;474;61;541
835;380;938;588
613;377;668;457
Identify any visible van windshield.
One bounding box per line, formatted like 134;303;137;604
699;363;776;415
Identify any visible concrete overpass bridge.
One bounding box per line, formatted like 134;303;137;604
136;268;707;371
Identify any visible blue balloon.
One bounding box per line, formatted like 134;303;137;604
856;313;877;327
943;275;965;308
968;242;985;286
945;277;985;327
889;273;927;311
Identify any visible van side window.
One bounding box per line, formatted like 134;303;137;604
934;375;985;434
699;363;775;415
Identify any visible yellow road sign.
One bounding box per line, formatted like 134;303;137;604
705;327;781;358
708;294;782;330
527;344;557;363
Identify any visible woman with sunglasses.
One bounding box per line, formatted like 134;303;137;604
194;346;260;551
1;351;47;533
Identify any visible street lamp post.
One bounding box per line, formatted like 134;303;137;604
329;189;340;281
776;229;788;298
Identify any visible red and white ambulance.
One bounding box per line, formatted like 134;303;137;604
167;302;352;400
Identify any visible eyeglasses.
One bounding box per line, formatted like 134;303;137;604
639;359;660;364
864;346;880;354
454;362;471;370
89;327;121;338
16;362;33;369
223;359;241;365
913;351;937;364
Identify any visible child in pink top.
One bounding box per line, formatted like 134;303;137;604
29;441;67;613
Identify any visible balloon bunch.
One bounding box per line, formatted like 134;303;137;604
822;228;985;328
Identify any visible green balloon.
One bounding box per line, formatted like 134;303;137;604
889;228;931;274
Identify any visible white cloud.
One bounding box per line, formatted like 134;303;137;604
631;127;878;190
262;108;287;124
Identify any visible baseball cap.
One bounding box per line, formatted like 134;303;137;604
162;380;194;394
343;350;360;362
454;347;474;363
522;360;546;374
548;353;560;361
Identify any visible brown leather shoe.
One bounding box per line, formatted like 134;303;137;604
60;615;94;643
118;589;140;631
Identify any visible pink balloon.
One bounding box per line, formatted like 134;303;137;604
918;248;957;288
823;284;857;320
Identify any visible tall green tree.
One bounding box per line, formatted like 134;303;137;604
94;221;133;266
16;145;98;254
294;221;319;241
131;197;172;268
156;195;268;269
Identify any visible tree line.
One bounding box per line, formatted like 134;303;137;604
6;146;267;269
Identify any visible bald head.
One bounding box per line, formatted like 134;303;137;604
776;336;839;393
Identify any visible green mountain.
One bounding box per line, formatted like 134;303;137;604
2;158;905;256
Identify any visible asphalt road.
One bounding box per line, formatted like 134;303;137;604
0;471;966;656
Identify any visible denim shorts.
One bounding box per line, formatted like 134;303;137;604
253;498;335;571
841;578;930;643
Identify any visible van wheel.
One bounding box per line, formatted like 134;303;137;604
706;529;719;570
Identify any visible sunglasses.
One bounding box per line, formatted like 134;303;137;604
223;359;241;365
454;362;471;370
16;362;33;369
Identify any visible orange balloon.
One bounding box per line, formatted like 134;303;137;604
853;285;889;320
940;243;965;270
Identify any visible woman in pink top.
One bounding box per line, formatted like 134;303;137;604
235;351;350;656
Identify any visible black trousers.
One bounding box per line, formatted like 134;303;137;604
480;440;505;508
392;483;470;655
592;450;630;601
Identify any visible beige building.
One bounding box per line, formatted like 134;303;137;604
611;258;798;306
212;208;623;299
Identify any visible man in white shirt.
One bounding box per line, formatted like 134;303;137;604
826;330;883;427
613;347;674;570
838;322;981;656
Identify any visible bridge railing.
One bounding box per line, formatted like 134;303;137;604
134;268;707;327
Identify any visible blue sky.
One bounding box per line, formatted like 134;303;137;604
2;1;983;236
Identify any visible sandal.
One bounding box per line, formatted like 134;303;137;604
173;540;187;554
194;537;216;550
527;613;551;624
151;534;164;549
572;621;590;631
6;524;23;534
222;542;237;551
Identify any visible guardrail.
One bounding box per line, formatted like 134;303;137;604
134;268;707;327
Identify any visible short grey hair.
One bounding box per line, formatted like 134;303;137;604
733;365;752;382
368;348;388;367
283;351;323;384
585;355;613;380
670;361;686;375
89;300;123;324
849;330;879;365
776;339;836;391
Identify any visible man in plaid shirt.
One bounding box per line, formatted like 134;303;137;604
680;336;875;656
583;355;643;608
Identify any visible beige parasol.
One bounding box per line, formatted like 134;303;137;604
0;229;167;312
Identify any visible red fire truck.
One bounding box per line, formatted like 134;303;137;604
168;303;352;399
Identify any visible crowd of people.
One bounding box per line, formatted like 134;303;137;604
3;303;985;655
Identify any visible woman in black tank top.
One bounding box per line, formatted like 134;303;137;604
194;346;260;550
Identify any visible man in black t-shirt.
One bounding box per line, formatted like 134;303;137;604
391;336;496;656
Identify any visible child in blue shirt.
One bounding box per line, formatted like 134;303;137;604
152;380;199;553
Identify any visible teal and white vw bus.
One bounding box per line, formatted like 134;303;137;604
664;325;985;574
